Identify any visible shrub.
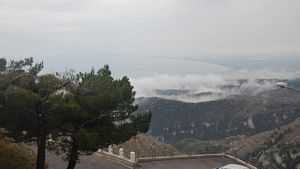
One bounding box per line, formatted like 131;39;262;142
0;139;35;169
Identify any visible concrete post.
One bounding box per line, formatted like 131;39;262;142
108;145;113;154
130;152;136;163
119;148;124;157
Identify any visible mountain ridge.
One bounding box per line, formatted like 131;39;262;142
136;87;300;143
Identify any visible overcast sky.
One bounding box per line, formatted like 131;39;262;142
0;0;300;76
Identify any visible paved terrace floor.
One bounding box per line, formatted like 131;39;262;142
136;157;239;169
29;146;130;169
45;152;131;169
30;146;241;169
46;153;240;169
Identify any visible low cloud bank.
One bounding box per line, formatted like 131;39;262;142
130;69;300;102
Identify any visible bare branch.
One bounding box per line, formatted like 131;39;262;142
2;74;28;90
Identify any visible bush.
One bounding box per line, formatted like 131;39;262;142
0;139;35;169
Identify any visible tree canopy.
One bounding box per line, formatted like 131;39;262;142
47;65;151;169
0;57;60;169
0;58;151;169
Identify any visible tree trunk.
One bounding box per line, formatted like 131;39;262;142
36;99;46;169
66;137;79;169
36;133;46;169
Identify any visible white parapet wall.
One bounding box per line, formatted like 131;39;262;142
108;145;113;154
119;148;124;157
137;153;258;169
130;152;136;163
96;147;257;169
96;146;137;164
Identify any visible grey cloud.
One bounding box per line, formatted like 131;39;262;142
130;69;300;102
0;0;299;75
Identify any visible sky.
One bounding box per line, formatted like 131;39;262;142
1;0;300;98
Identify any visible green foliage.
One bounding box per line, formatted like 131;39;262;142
0;57;61;169
0;58;6;71
8;57;43;76
76;129;100;152
1;86;38;140
0;58;44;142
0;58;151;169
47;65;151;168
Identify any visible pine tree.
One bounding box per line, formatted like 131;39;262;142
48;65;151;169
0;58;151;169
0;57;65;169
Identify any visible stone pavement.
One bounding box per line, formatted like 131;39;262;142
136;156;238;169
29;146;130;169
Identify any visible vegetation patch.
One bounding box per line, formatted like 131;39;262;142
0;139;35;169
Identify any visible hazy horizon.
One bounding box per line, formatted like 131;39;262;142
1;0;300;99
1;0;299;72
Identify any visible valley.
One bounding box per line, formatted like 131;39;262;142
136;79;300;169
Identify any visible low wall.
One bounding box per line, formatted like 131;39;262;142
137;153;258;169
95;148;136;165
96;147;258;169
